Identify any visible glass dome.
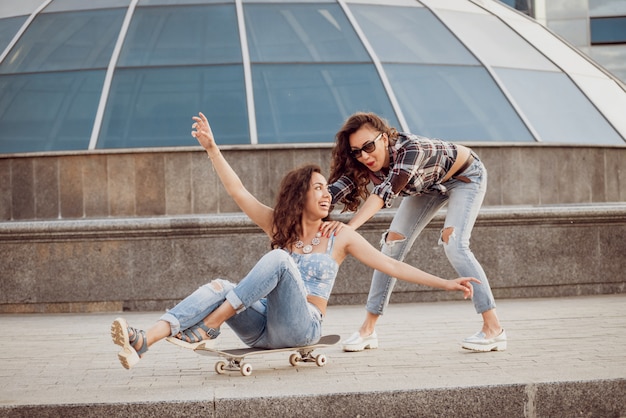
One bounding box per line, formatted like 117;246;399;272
0;0;625;154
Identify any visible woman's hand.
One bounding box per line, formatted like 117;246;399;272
191;112;218;156
319;220;349;238
448;277;481;299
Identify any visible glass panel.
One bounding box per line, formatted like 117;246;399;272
0;71;104;153
495;0;532;15
244;0;333;3
0;15;26;55
499;9;602;78
568;73;626;140
0;9;124;74
591;16;626;44
384;64;534;142
346;0;420;5
349;5;478;65
97;66;249;149
42;0;130;13
252;63;399;144
140;0;231;4
420;0;485;13
437;10;558;71
119;4;240;66
245;3;369;63
495;68;625;144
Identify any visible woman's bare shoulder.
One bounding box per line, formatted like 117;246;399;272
331;227;369;258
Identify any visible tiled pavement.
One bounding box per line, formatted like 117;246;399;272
1;294;625;417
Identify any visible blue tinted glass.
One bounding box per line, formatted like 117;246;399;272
498;0;531;13
42;0;131;12
495;68;624;145
385;64;534;142
0;9;124;74
0;16;27;55
119;4;240;66
252;64;399;144
439;10;557;72
245;3;369;63
140;0;231;4
0;71;104;153
350;5;478;65
97;66;249;149
590;16;626;44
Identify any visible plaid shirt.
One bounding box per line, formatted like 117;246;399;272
330;133;459;208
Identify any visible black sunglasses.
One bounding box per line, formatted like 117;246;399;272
350;133;383;159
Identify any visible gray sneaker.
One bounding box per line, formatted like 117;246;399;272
461;329;507;352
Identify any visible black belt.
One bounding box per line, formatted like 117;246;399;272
453;154;474;178
448;154;474;183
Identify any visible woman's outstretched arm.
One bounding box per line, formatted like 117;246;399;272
339;228;480;298
192;112;273;235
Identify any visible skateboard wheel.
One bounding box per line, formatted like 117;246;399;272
240;363;253;376
289;353;302;366
215;361;226;374
315;354;327;367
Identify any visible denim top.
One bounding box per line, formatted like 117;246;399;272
289;235;338;301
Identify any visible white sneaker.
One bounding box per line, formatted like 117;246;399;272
342;331;378;352
461;329;507;352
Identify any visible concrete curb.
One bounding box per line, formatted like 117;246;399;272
2;379;624;417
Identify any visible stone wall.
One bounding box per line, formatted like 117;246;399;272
1;204;625;313
1;144;625;312
1;144;625;221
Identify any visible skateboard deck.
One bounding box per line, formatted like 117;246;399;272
193;334;340;376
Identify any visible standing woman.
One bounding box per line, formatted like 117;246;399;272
327;112;505;352
110;112;479;369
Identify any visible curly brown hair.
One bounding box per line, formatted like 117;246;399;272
329;112;398;212
271;164;329;250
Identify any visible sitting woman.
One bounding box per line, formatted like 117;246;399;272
111;112;479;370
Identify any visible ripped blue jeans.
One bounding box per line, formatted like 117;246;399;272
160;250;323;349
366;156;496;316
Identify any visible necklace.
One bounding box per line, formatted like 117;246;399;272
295;232;322;254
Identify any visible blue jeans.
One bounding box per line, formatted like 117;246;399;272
160;250;323;349
366;156;496;316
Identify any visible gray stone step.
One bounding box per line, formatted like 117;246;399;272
1;203;625;313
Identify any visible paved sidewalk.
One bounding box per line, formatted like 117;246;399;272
0;294;625;417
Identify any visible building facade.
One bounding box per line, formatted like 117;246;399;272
0;0;625;154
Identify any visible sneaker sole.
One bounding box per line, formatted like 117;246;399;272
111;318;139;369
342;342;379;352
166;336;216;350
461;341;507;352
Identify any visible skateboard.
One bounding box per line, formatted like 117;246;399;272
193;334;340;376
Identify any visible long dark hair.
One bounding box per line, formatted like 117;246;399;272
271;164;328;250
329;112;398;212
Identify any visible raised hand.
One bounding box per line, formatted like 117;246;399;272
191;112;218;156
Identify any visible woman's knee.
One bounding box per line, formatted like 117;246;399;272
439;227;469;258
201;278;235;295
258;249;294;271
440;226;455;245
380;230;406;257
263;248;290;261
